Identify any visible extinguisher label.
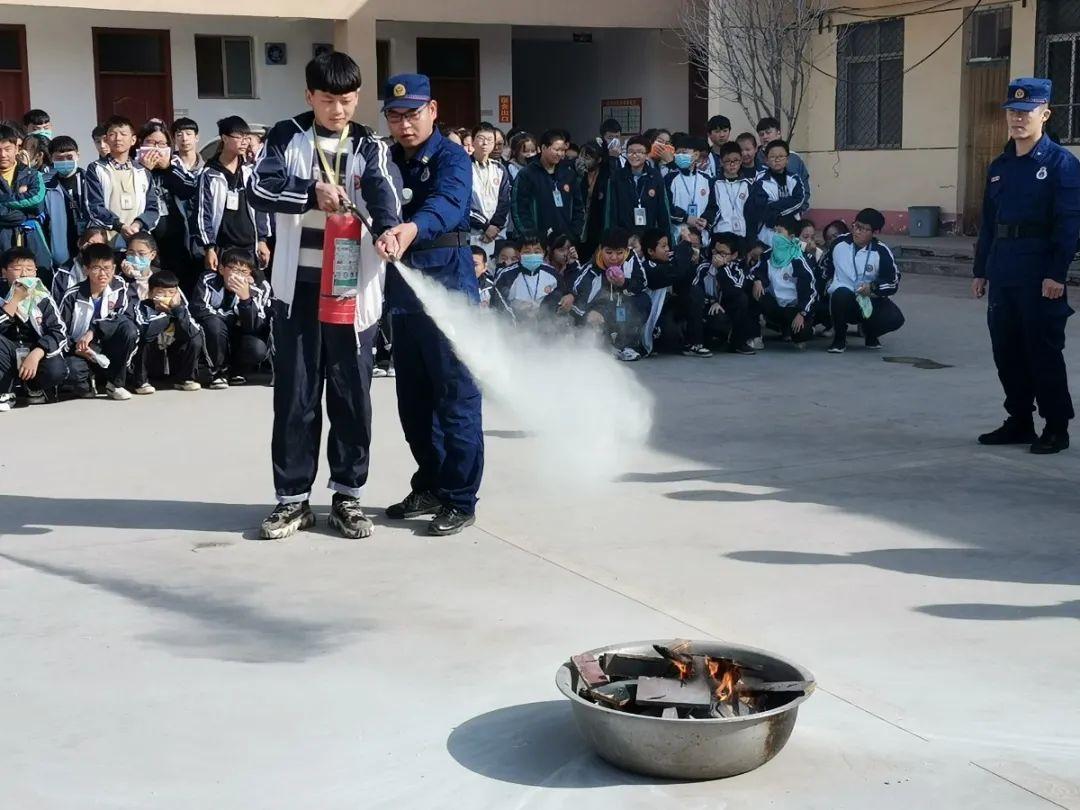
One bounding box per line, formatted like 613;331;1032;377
332;238;362;297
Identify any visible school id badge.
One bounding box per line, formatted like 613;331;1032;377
634;206;647;227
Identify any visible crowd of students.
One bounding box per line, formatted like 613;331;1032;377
0;106;905;412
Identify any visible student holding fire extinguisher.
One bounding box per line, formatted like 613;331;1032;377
374;73;485;537
249;50;403;541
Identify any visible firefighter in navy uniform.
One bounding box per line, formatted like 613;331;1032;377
974;77;1080;455
374;74;484;536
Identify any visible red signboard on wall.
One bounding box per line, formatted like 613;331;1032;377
498;95;512;124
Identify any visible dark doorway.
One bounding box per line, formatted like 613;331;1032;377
93;28;173;124
416;38;480;129
688;55;709;136
0;25;29;122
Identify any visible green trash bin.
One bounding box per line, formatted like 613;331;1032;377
908;206;940;238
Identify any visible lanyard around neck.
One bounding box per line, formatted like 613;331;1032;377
314;126;349;186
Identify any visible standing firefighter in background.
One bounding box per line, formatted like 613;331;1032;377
374;74;485;536
974;77;1080;455
249;51;403;540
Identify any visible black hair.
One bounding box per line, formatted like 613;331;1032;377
217;115;250;138
540;129;567;148
546;233;574;254
756;117;782;133
470;245;488;261
22;133;49;157
1;246;37;267
775;214;802;235
579;141;603;161
0;123;20;145
854;207;886;232
641;228;669;256
148;269;181;290
305;51;362;95
171;117;199;136
599;227;631;250
735;131;757;146
707;114;731;132
509;132;536;160
220;247;256;270
104;115;136;133
127;231;158;251
719;142;742;159
48;135;78;155
518;232;544;250
626;135;649;151
764;139;790;155
600;118;622;135
824;219;850;237
798;218;816;233
672;133;696;151
686;225;704;240
91;123;108;141
22;109;49;127
81;242;116;266
641;128;659;145
137;119;172;148
566;142;579;153
472;122;497;139
496;238;521;253
712;232;741;255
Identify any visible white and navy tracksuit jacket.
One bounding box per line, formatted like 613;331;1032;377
752;250;817;316
190;270;273;335
821;234;900;297
748;171;807;245
134;291;203;346
571;254;650;315
469;158;511;235
84;157;161;233
0;288;67;359
194;162;271;258
711;176;752;238
493;261;562;311
665;168;717;234
247;112;402;332
59;277;133;342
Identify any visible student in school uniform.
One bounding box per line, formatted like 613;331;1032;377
468;122;511;259
571;226;651;361
705;115;732;178
820;207;905;353
190;247;272;387
84;116;160;250
641;228;711;357
665;135;716;245
60;242;140;400
0;123;51;274
131;270;205;394
711;142;752;241
51;227;108;302
798;218;832;334
604;136;671;235
754;117;810;211
0;247;67;409
747;139;807;248
510;129;584;241
750;214;816;347
735;132;760;180
704;231;757;354
44;135;89;271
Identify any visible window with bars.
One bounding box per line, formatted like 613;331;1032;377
1046;35;1080;143
835;19;904;150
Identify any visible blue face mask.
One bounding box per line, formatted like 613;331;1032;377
674;153;693;170
52;159;78;177
520;253;544;271
127;254;152;270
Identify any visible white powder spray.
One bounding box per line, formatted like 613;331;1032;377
395;264;655;487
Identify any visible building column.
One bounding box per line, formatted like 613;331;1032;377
335;11;379;127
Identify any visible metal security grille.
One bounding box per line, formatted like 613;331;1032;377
1046;34;1080;142
835;19;904;150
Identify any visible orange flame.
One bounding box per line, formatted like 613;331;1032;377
706;658;742;701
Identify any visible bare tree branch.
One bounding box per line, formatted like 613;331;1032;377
678;0;830;134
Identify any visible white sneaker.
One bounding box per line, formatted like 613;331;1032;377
106;383;132;401
617;347;641;362
228;375;247;386
372;367;388;378
749;337;765;351
133;383;156;395
209;377;229;390
174;380;202;392
0;393;13;412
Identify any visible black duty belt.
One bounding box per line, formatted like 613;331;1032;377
995;223;1052;239
411;232;470;252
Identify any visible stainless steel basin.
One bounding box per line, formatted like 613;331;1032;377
556;639;815;780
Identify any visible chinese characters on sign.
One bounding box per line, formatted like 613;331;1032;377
499;95;512;124
600;98;643;136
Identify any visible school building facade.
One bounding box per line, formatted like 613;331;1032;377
0;0;1076;235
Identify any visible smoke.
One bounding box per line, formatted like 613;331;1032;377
395;264;655;488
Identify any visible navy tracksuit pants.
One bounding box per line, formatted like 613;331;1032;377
271;281;376;503
988;282;1074;428
392;310;483;514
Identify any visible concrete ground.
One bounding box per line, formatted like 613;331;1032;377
1;276;1078;809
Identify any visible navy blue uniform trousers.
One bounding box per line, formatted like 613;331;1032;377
272;281;376;503
392;310;483;514
988;282;1074;427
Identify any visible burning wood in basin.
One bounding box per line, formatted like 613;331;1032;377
568;640;813;720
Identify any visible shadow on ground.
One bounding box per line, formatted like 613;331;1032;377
0;551;363;663
446;700;679;788
916;600;1080;621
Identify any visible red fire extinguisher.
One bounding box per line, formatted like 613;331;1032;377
319;212;364;324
